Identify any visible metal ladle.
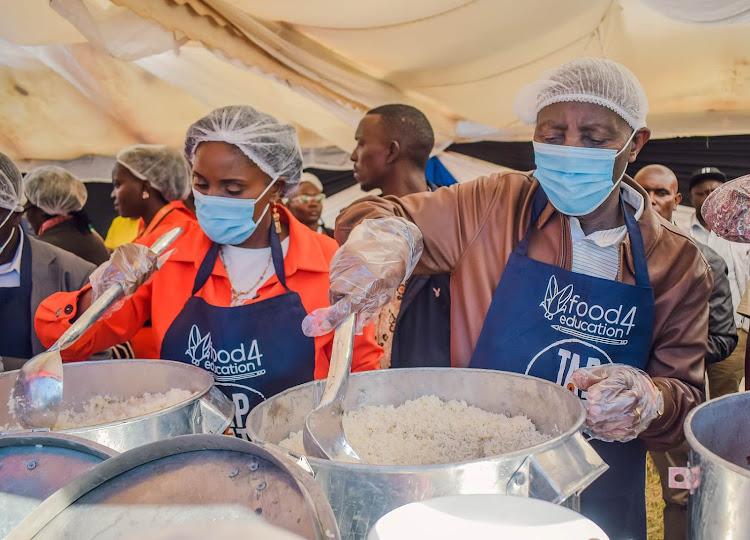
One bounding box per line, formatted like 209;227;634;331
303;313;362;463
11;227;184;429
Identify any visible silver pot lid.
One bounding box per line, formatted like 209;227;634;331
0;431;117;537
8;434;339;540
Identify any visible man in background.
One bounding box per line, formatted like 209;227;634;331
349;104;451;369
689;166;748;397
635;164;737;540
0;152;96;370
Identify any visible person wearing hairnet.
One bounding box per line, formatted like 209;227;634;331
36;105;382;438
285;172;333;237
303;59;711;539
105;145;196;359
23;166;109;265
111;144;195;241
0;153;96;369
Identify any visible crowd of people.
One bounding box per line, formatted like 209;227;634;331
1;56;748;540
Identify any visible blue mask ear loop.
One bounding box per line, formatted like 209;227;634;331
612;129;638;185
0;209;17;256
247;176;279;228
247;176;279;239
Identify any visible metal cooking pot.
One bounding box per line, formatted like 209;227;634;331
0;359;234;452
672;392;750;539
247;368;607;540
0;432;116;537
7;434;339;540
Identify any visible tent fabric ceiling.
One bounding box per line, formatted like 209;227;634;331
0;0;749;162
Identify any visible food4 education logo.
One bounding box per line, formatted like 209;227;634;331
539;275;637;346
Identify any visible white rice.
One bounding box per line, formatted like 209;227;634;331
278;394;550;465
1;388;194;431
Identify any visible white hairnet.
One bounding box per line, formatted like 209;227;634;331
184;105;302;195
0;152;24;212
299;172;324;192
24;166;88;216
116;145;191;202
514;57;649;130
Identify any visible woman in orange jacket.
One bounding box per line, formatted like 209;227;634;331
36;106;383;439
109;145;197;359
112;144;195;240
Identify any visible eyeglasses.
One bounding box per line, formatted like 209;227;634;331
292;194;326;203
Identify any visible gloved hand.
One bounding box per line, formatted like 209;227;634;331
701;175;750;243
89;243;163;317
570;364;664;443
302;217;424;336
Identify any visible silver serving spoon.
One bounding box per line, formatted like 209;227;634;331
11;227;183;429
303;313;362;463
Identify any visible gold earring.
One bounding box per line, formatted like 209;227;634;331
142;191;150;200
272;204;282;234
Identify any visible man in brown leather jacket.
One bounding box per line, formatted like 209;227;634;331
303;58;710;540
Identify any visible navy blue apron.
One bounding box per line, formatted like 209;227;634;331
160;226;315;440
0;229;32;358
471;188;654;540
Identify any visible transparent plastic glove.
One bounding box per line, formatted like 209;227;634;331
702;175;750;243
302;217;424;336
89;243;164;318
570;364;664;443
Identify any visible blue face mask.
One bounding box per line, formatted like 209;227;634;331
193;178;277;245
532;131;636;216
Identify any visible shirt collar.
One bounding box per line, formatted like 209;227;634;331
0;228;24;276
569;183;645;247
690;212;708;232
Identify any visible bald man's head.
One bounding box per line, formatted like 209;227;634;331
634;164;682;221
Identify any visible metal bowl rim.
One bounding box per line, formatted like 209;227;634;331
250;367;587;471
1;359;214;434
0;431;118;459
684;392;750;479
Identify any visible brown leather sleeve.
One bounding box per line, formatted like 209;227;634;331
640;261;712;452
335;174;512;275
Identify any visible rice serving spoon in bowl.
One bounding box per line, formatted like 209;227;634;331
11;227;184;430
303;313;362;463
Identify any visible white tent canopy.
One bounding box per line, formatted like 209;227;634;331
1;0;749;163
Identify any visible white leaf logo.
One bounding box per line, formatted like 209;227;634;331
540;276;573;320
185;324;214;365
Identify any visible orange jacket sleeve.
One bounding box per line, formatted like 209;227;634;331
313;323;382;379
34;282;154;362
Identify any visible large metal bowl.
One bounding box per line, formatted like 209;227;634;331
0;359;234;452
247;368;607;540
683;392;750;539
7;434;339;540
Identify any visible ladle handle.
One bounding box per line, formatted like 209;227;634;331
52;227;184;352
318;313;356;409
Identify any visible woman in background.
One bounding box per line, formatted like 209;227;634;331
111;144;195;241
286;172;333;237
24;166;109;265
110;145;195;358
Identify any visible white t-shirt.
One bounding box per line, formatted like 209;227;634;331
220;237;290;305
689;212;750;330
